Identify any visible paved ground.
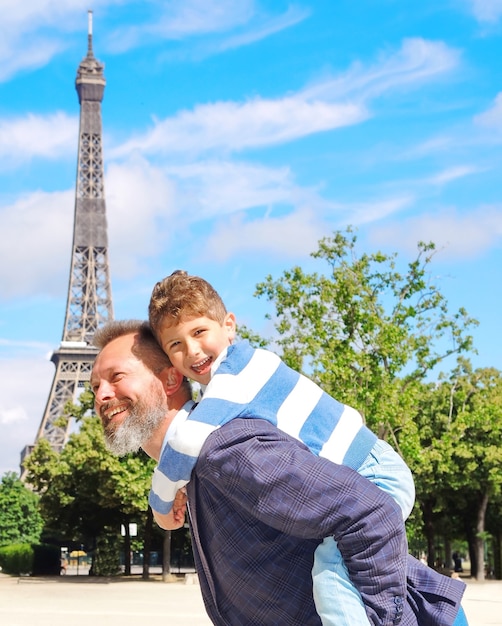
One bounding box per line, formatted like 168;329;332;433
0;572;500;625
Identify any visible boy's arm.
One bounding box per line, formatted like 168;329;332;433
152;488;188;530
202;418;407;626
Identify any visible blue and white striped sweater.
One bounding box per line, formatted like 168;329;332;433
149;339;377;515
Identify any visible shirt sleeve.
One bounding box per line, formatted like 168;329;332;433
201;418;408;626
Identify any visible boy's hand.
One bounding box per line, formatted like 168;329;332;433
173;487;188;523
152;488;188;531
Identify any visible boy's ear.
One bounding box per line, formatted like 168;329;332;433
162;366;185;396
225;312;237;341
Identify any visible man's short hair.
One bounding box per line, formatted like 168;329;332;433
149;270;227;338
93;320;171;375
92;319;193;398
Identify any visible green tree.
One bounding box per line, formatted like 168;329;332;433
24;388;157;576
0;472;43;546
253;228;477;454
442;364;502;580
406;378;465;568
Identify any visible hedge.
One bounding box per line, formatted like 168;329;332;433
0;543;61;576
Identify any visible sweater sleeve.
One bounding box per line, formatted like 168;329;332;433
149;418;219;514
202;418;408;626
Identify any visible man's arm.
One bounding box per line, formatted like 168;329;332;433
201;418;407;626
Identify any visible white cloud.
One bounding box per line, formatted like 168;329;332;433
168;159;302;218
0;112;77;162
0;356;55;477
468;0;502;23
0;156;315;299
106;0;308;55
112;98;366;158
0;190;73;299
0;0;100;81
343;196;415;226
403;136;455;159
112;38;458;160
474;93;502;130
106;156;178;278
0;156;177;300
203;206;327;261
302;38;460;102
106;0;254;51
368;206;502;258
148;0;255;37
0;338;52;352
0;407;27;426
209;4;310;54
425;165;480;185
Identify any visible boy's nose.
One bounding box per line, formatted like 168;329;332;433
185;337;200;358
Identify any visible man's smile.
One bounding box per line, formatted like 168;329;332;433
100;402;129;424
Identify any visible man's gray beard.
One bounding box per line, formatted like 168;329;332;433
104;387;167;456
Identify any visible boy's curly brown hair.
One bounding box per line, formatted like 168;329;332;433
148;270;228;339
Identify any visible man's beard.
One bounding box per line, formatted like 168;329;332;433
103;384;167;456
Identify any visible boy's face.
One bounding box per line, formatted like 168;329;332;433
159;313;236;385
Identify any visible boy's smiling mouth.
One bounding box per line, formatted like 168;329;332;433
191;356;212;374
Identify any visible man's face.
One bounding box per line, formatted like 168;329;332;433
91;334;168;455
158;313;236;385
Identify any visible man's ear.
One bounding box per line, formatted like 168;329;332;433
161;366;185;396
224;312;237;341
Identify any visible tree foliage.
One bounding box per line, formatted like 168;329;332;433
24;387;156;574
249;228;502;576
0;472;43;547
254;228;477;450
410;362;502;579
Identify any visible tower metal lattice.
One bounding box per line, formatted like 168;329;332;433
21;13;113;467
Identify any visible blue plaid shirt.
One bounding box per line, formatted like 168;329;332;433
187;419;465;626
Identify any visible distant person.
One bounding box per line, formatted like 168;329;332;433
91;320;468;625
147;270;415;624
453;552;463;573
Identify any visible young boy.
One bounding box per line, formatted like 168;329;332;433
148;270;415;626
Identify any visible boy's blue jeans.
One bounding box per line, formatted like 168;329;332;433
312;439;415;625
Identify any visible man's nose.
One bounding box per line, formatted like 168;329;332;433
94;380;114;404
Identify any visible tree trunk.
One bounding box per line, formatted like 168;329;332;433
123;522;131;576
142;507;153;580
162;530;172;582
421;499;436;567
493;531;501;580
473;491;489;581
444;537;452;573
465;522;477;578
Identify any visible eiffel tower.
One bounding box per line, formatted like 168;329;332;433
21;12;113;470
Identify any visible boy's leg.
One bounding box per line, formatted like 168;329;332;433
312;537;370;625
313;440;412;625
358;439;415;520
452;606;469;626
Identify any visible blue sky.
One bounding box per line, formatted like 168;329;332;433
1;0;502;477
